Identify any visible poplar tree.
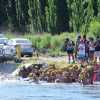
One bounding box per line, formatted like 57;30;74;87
97;0;100;18
82;0;94;32
15;0;29;32
45;0;57;34
40;0;46;32
6;0;18;31
66;0;94;33
0;0;99;34
56;0;69;33
0;0;8;26
66;0;84;32
28;0;42;33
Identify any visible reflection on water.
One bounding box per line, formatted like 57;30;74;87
0;80;100;100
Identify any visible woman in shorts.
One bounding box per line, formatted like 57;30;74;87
66;39;75;63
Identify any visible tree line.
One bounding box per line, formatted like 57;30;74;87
0;0;100;34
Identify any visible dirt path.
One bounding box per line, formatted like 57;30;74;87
38;56;67;62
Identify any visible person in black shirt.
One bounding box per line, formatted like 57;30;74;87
65;38;75;63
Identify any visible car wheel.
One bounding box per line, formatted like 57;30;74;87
21;54;24;57
14;58;22;63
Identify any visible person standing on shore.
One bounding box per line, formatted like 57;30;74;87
75;35;81;60
83;35;89;62
77;39;86;64
94;36;100;63
65;39;75;63
88;37;95;62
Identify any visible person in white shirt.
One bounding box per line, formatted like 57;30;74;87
77;40;86;63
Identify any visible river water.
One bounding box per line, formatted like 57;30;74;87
0;79;100;100
0;63;100;100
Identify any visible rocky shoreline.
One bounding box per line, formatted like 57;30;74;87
14;62;95;85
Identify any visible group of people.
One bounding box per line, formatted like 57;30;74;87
64;35;100;64
17;35;100;85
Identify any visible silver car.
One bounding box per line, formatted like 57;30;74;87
0;33;5;38
0;38;15;62
8;38;33;57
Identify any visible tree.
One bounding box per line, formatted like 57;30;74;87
66;0;94;33
0;0;8;26
0;0;99;34
66;0;84;32
40;0;46;32
56;0;69;33
45;0;57;34
97;0;100;18
28;0;42;33
82;0;94;32
6;0;19;31
15;0;29;32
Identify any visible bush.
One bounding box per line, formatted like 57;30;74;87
5;32;78;56
24;34;41;48
39;34;51;49
5;32;16;39
50;35;61;50
88;20;100;37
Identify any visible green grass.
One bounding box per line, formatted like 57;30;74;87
5;31;97;56
5;32;77;56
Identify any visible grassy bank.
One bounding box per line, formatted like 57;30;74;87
5;31;97;56
5;32;77;56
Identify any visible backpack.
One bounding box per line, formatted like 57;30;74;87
66;40;74;51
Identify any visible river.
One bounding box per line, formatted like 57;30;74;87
0;63;100;100
0;79;100;100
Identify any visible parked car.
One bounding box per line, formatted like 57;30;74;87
8;38;33;57
0;38;16;62
0;37;8;44
0;33;5;38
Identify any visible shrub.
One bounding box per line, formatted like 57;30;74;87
39;34;51;49
88;20;100;37
5;32;78;56
5;32;16;39
50;35;61;49
24;34;41;48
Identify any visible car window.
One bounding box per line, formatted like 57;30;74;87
7;40;13;45
16;40;30;43
0;38;8;44
0;34;5;38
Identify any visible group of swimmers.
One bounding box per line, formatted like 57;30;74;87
64;35;100;64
